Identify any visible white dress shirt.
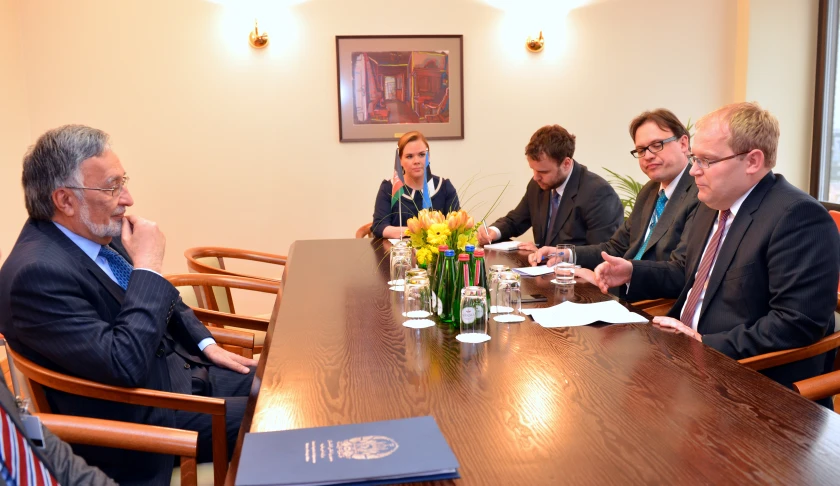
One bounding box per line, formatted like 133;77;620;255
53;222;215;351
680;183;758;330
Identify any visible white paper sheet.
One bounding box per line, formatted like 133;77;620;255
512;266;554;276
525;300;648;328
483;241;521;251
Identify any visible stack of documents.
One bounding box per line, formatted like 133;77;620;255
522;300;648;328
236;416;459;485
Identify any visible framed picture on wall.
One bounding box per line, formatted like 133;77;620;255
335;35;464;142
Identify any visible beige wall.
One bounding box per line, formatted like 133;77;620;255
0;0;31;265
743;0;818;189
1;0;742;277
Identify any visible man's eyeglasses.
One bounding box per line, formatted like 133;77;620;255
66;176;129;197
687;152;750;169
630;136;677;158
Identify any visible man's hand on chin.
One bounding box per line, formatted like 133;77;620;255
203;344;257;374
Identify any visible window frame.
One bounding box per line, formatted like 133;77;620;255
810;0;840;211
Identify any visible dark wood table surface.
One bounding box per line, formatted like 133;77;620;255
226;238;840;485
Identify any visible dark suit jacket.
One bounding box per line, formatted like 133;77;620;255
491;161;623;247
576;165;699;269
0;218;213;485
0;375;116;485
627;172;840;389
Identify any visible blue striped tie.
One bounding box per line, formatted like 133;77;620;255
99;246;134;290
633;190;667;260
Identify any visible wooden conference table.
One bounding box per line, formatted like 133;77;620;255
226;239;840;485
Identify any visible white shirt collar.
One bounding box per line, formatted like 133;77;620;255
554;162;574;198
660;163;688;200
727;181;759;218
53;221;103;262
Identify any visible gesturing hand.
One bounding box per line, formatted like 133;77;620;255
203;344;257;374
593;252;633;293
652;316;702;342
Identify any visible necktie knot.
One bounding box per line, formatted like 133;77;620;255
99;245;133;290
719;209;731;224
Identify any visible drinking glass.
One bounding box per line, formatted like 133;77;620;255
494;271;524;323
389;246;413;287
403;276;434;329
456;286;490;343
488;264;510;313
550;244;576;285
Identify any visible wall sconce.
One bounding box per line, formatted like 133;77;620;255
526;31;544;53
248;19;269;49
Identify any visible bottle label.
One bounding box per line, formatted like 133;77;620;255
461;307;476;324
475;305;484;319
437;295;443;315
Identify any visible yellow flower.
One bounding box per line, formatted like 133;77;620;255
427;223;451;246
410;231;426;249
416;247;431;265
457;233;470;251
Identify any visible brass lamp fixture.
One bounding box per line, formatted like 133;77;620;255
248;19;269;49
526;31;545;53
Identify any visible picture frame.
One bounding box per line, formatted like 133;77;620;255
335;35;464;142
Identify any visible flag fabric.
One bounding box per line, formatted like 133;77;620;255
421;151;432;209
390;148;405;208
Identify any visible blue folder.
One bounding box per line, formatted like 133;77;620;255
235;416;460;486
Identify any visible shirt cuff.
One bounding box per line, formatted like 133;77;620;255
489;226;502;242
197;338;216;351
134;268;164;278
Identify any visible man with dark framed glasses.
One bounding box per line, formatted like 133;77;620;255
529;109;700;285
593;103;839;401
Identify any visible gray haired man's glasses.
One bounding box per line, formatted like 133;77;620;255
66;176;129;197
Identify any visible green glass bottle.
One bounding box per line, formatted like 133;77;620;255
473;249;490;308
452;253;472;326
465;244;476;277
430;244;449;297
435;250;456;323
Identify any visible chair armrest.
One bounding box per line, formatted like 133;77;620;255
794;370;840;401
8;349;225;416
192;308;269;333
208;326;255;350
36;413;197;458
738;331;840;371
165;274;281;295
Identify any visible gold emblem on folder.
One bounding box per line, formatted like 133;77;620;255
336;436;399;460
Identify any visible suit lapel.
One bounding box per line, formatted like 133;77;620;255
644;166;692;252
548;161;581;245
627;183;658;256
697;172;775;323
37;219;126;304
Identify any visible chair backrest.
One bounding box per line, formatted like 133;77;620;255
191;256;233;313
356;222;373;238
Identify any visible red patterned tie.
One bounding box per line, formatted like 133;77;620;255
0;405;57;485
680;209;732;328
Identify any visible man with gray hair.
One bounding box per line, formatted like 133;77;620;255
593;102;839;399
0;125;257;485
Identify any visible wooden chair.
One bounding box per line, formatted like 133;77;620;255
356;222;373;238
631;298;676;317
738;331;840;372
184;247;287;288
794;370;840;410
165;274;279;358
38;413;199;486
8;343;237;486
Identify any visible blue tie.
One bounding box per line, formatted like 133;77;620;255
633;190;668;260
99;246;133;290
545;190;561;244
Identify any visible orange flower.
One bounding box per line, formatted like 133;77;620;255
407;218;421;234
464;216;475;230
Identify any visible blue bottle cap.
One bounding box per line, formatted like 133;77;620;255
465;245;475;252
444;250;456;257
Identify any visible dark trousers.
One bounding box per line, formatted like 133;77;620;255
176;363;256;463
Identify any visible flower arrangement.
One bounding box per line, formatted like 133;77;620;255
405;209;480;266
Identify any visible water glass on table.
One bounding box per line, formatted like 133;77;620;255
403;275;434;328
389;246;413;287
457;286;490;343
488;264;510;313
494;271;525;323
550;244;576;285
